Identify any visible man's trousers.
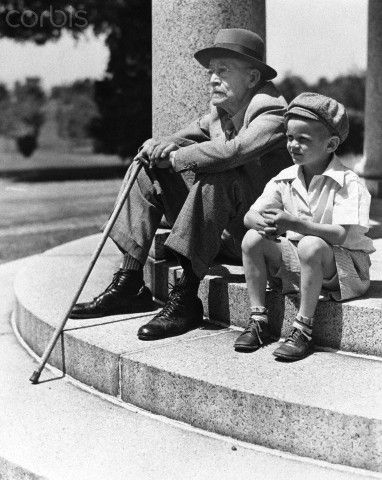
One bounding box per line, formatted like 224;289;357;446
109;164;258;278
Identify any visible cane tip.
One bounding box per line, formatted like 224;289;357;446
29;370;40;384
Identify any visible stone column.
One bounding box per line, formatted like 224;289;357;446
358;0;382;196
152;0;266;138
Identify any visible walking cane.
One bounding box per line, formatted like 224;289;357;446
29;156;148;384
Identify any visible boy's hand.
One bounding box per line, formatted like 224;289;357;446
259;226;280;241
262;208;297;236
245;210;280;241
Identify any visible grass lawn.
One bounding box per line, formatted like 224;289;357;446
0;149;127;172
0;178;121;264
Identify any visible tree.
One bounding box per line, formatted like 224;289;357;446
276;74;309;104
0;77;46;157
0;0;152;159
0;82;9;103
53;79;99;144
0;83;10;135
276;71;366;155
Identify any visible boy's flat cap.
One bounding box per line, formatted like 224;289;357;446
285;92;349;144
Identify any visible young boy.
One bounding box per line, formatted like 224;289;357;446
234;92;375;360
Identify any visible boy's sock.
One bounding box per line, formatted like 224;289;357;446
250;306;268;324
176;254;200;297
118;254;144;294
292;314;314;340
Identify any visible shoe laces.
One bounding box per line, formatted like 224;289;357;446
159;284;188;320
244;318;265;346
93;269;135;301
101;269;125;293
285;328;309;344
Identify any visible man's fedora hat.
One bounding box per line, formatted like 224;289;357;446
194;28;277;80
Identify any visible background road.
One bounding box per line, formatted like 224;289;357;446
0;179;121;264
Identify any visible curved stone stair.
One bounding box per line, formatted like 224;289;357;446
12;232;382;476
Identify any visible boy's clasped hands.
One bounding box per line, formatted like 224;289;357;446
257;208;297;241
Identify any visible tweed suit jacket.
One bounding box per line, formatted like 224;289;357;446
166;81;290;200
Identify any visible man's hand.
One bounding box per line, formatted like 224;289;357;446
155;157;172;169
139;138;179;168
262;208;297;236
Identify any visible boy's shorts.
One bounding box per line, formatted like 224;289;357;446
271;237;371;302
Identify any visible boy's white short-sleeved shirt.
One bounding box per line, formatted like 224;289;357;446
251;155;375;253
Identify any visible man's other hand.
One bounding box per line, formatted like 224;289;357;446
155;157;172;169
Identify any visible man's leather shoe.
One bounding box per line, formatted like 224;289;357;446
273;328;313;361
70;269;155;319
137;284;203;340
234;318;273;352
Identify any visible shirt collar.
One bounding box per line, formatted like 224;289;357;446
218;100;250;134
321;155;345;187
230;102;249;132
274;154;345;187
229;82;267;131
218;82;267;133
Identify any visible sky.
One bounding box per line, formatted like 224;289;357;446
0;0;368;89
266;0;367;82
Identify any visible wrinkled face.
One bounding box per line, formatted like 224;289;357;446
286;117;336;168
207;57;258;114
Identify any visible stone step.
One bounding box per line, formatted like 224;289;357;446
13;236;382;473
8;261;362;480
144;253;382;357
121;333;382;472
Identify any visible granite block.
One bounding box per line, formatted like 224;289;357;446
226;282;382;356
168;263;246;322
15;300;122;395
15;291;225;396
121;332;382;471
143;256;382;355
144;257;178;301
13;236;382;471
15;302;65;371
14;251;226;394
148;229;171;260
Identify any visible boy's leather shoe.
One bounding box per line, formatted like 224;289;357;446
70;269;155;319
273;328;313;361
137;284;203;340
234;319;273;352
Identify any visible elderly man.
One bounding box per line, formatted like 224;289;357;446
71;28;291;340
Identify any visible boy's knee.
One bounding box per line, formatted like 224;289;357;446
241;230;263;254
297;236;328;263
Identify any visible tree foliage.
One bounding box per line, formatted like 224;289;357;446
52;79;98;143
0;2;366;156
0;77;45;156
0;0;151;158
276;72;366;155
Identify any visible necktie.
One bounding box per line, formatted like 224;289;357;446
224;118;235;140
